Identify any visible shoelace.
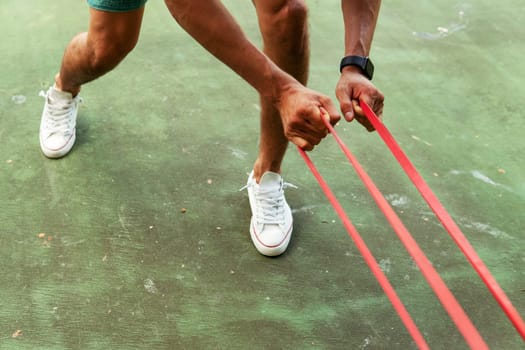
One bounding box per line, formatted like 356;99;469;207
240;181;297;225
39;90;81;135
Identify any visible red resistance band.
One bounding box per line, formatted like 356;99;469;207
298;148;430;350
359;100;525;340
318;115;487;349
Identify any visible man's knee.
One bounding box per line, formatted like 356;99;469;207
85;8;143;76
256;0;308;45
281;0;308;26
257;0;308;28
86;39;137;76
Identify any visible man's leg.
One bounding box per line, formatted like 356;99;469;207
40;6;145;158
251;0;309;181
245;0;309;256
56;7;145;95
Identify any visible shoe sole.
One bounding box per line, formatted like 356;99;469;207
250;220;292;257
39;131;75;159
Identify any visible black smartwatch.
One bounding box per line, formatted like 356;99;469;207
339;55;374;80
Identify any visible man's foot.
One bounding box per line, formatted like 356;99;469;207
39;85;82;158
245;171;294;256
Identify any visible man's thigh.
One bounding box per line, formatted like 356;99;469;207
87;0;148;12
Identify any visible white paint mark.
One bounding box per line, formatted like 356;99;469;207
413;8;469;40
144;279;158;294
11;95;26;104
385;194;409;207
410;259;420;271
228;147;248;160
62;239;86;247
359;336;372;349
470;170;499;186
118;207;130;235
413;23;467;40
291;204;322;214
379;258;392;273
449;170;512;191
411;135;432;146
461;220;513;239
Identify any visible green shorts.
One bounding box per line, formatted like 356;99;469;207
87;0;148;12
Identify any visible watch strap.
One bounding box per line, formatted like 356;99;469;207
339;55;374;80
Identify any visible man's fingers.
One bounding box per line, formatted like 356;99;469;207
353;95;385;132
319;105;341;128
279;89;342;150
291;117;329;139
289;136;314;151
319;107;330;121
335;86;355;122
352;99;375;131
286;120;328;150
340;99;355;122
352;99;363;116
359;91;385;120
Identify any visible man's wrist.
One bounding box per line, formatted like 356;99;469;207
340;65;364;76
339;55;374;80
262;64;299;108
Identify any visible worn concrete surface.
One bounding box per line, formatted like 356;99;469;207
0;0;523;349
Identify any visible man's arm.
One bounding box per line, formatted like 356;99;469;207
164;0;340;150
342;0;380;57
336;0;384;131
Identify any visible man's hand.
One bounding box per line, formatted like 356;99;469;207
276;83;340;151
335;66;384;131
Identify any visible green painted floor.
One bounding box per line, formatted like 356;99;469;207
1;0;524;349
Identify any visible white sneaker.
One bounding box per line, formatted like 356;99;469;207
244;171;295;256
39;85;82;158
